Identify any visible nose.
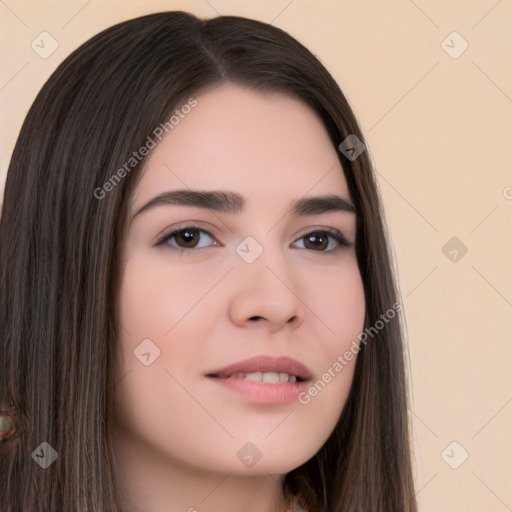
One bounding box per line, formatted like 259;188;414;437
228;242;306;334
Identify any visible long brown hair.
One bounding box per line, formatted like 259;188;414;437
0;11;416;511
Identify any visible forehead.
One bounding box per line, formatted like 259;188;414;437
131;83;350;212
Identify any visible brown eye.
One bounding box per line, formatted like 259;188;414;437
303;232;329;251
173;228;202;248
156;226;217;252
292;229;351;253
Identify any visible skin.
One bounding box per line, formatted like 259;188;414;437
112;83;366;512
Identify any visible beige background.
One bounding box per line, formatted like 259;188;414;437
1;1;511;510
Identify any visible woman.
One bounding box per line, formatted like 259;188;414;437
0;11;417;512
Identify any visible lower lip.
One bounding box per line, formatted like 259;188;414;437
207;376;309;405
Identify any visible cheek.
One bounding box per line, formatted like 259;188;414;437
113;256;225;469
117;252;227;366
118;255;197;338
318;276;366;357
293;262;365;419
322;267;366;355
116;255;220;395
303;258;366;356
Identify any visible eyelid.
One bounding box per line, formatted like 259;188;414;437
154;221;219;245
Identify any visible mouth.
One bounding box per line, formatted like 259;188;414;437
207;371;306;384
205;356;313;405
206;355;313;382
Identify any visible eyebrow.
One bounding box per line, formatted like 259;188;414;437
130;189;356;222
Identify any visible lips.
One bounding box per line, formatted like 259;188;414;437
205;355;313;405
206;355;313;382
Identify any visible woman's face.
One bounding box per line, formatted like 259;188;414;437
114;83;365;477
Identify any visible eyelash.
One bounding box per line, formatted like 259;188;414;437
155;224;352;255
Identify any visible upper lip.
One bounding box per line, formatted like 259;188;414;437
206;355;313;381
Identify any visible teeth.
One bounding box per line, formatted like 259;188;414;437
245;372;262;382
231;371;299;383
262;372;279;383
